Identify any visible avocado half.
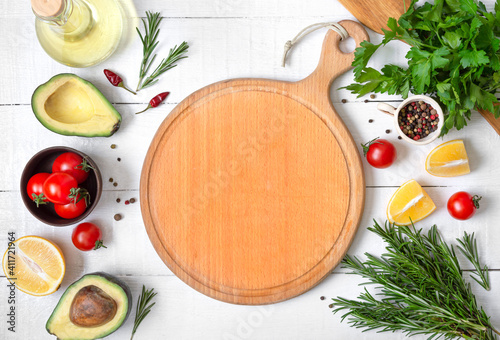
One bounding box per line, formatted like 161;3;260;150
32;74;121;137
46;272;132;340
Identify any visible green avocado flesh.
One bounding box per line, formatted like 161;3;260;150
46;273;131;340
32;73;121;137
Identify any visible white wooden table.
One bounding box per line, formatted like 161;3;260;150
1;0;500;339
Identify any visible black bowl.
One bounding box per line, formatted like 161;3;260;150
20;146;102;227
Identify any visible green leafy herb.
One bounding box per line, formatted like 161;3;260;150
136;11;189;91
139;42;189;90
343;0;500;135
331;221;499;339
130;285;157;340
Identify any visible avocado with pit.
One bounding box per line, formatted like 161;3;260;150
32;74;121;137
46;272;132;340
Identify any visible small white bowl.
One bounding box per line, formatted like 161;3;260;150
377;95;444;145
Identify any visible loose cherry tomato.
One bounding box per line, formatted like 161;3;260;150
54;192;90;219
42;172;79;205
26;172;50;207
447;191;482;220
72;222;106;251
52;152;93;184
361;138;397;169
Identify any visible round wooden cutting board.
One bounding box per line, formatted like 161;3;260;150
140;20;368;305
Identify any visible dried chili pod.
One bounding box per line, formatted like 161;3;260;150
135;92;170;114
104;69;136;95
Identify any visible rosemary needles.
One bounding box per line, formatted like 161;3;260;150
130;285;157;340
331;221;499;340
136;11;189;91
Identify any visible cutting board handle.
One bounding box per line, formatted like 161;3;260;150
297;20;369;94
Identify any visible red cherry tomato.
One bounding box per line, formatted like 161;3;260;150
361;138;397;169
26;172;50;207
447;192;482;220
72;222;106;251
52;152;93;184
42;172;78;205
54;193;89;219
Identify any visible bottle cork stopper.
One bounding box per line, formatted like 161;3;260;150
31;0;64;17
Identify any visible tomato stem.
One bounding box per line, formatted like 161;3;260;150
361;137;381;156
69;188;90;206
94;240;107;250
31;193;47;208
74;157;95;173
472;195;482;209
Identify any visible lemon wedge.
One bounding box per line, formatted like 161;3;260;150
425;140;470;177
387;179;436;225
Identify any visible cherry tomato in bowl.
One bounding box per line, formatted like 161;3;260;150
26;172;50;207
54;192;90;219
361;138;397;169
447;191;482;220
43;172;79;205
72;222;106;251
20;146;102;227
52;152;94;184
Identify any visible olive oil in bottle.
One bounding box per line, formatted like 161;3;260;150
31;0;123;67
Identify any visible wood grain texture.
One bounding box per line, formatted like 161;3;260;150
337;0;405;34
140;21;369;304
478;106;500;135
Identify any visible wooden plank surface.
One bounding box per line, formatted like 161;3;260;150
1;0;500;338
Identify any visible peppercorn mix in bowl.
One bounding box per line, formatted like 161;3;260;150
377;95;444;145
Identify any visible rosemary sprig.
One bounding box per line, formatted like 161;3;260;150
136;11;189;91
139;42;189;90
136;11;162;91
130;285;157;340
331;221;499;340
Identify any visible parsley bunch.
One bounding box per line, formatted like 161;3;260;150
344;0;500;135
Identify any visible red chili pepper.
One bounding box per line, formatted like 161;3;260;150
135;92;170;114
103;69;136;95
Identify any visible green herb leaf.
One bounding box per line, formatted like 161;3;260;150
331;221;499;339
460;0;477;14
130;285;157;340
443;31;461;49
136;12;189;91
343;0;500;135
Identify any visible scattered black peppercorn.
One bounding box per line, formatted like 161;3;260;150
341;99;347;104
109;178;113;182
320;296;325;300
364;99;369;103
398;136;402;140
130;198;136;204
385;129;391;134
117;158;121;162
368;119;374;123
114;214;122;221
113;182;118;187
116;198;121;203
111;144;117;149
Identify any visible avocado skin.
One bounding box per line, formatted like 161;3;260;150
46;272;132;340
32;73;122;137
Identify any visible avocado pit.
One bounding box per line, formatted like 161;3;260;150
70;285;117;327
